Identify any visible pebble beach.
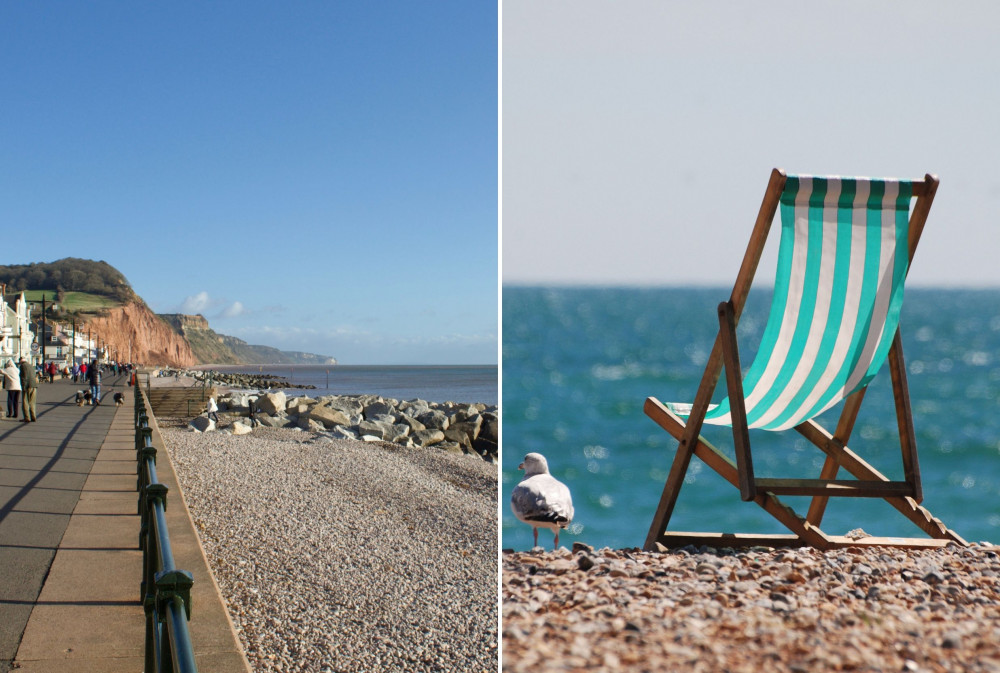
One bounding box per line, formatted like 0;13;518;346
502;542;1000;673
160;421;498;673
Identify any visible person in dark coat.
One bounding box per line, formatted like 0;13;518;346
19;358;37;422
88;360;102;405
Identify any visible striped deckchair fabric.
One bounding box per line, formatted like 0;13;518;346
668;175;915;431
642;168;966;551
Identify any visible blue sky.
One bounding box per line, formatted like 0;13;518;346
503;2;1000;288
2;2;497;365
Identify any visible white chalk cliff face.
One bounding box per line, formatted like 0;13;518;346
84;301;197;367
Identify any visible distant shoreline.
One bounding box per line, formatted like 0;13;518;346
155;364;498;406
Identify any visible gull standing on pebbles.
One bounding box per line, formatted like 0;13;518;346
511;452;574;549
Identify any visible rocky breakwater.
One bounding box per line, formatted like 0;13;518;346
503;542;1000;672
188;369;316;390
198;390;499;463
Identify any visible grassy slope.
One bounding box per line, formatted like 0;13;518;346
23;290;120;313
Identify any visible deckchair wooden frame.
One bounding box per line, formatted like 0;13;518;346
644;168;967;551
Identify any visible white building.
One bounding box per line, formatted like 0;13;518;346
0;291;35;365
41;324;97;369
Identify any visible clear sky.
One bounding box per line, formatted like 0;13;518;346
2;2;497;365
502;2;1000;288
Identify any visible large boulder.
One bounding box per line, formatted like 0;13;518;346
363;399;396;419
399;399;430;415
412;429;445;447
230;421;253;435
285;396;317;410
480;412;498;443
384;423;410;443
356;420;390;440
308;405;351;428
256;391;287;415
189;416;216;433
331;426;359;441
444;416;483;447
398;415;426;434
255;414;287;428
450;406;481;424
297;416;326;433
416;409;449;431
326;396;363;417
221;393;249;413
473;437;498;462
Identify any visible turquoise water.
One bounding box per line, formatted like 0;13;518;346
198;364;498;406
502;287;1000;550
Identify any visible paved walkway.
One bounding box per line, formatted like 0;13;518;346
0;374;250;672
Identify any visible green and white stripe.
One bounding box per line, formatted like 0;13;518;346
670;175;914;431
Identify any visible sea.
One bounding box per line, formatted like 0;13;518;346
196;364;498;407
502;286;1000;550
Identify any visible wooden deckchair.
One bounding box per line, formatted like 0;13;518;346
644;168;967;551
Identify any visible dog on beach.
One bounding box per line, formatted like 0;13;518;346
75;390;86;407
114;392;125;407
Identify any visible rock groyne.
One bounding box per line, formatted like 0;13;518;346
191;389;498;463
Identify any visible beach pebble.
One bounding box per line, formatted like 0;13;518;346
163;423;497;672
503;542;1000;671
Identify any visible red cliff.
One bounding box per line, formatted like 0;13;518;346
83;301;196;367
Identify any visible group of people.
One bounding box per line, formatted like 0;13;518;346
2;358;39;422
2;358;110;421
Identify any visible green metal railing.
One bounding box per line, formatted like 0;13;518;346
135;385;199;673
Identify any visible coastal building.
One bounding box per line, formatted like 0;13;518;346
0;290;36;364
41;324;98;368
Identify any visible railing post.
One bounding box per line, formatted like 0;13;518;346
134;385;199;672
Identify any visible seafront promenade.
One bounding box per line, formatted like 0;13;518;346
0;373;250;672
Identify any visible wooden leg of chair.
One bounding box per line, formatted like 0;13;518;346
644;397;709;549
644;328;727;549
718;301;756;501
803;388;865;526
806;456;839;525
889;331;923;503
644;429;696;550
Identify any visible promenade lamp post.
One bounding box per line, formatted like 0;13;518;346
40;293;46;373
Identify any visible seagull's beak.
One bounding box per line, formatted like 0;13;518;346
518;462;524;470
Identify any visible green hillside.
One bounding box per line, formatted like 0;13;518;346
0;258;137;304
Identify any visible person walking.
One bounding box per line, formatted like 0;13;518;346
206;396;220;423
88;359;102;405
72;363;80;383
3;359;21;419
19;358;37;422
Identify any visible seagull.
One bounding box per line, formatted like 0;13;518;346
511;452;574;549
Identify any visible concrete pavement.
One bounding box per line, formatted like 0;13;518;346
0;374;250;672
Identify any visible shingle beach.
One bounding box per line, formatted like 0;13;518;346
503;542;1000;672
161;422;498;673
